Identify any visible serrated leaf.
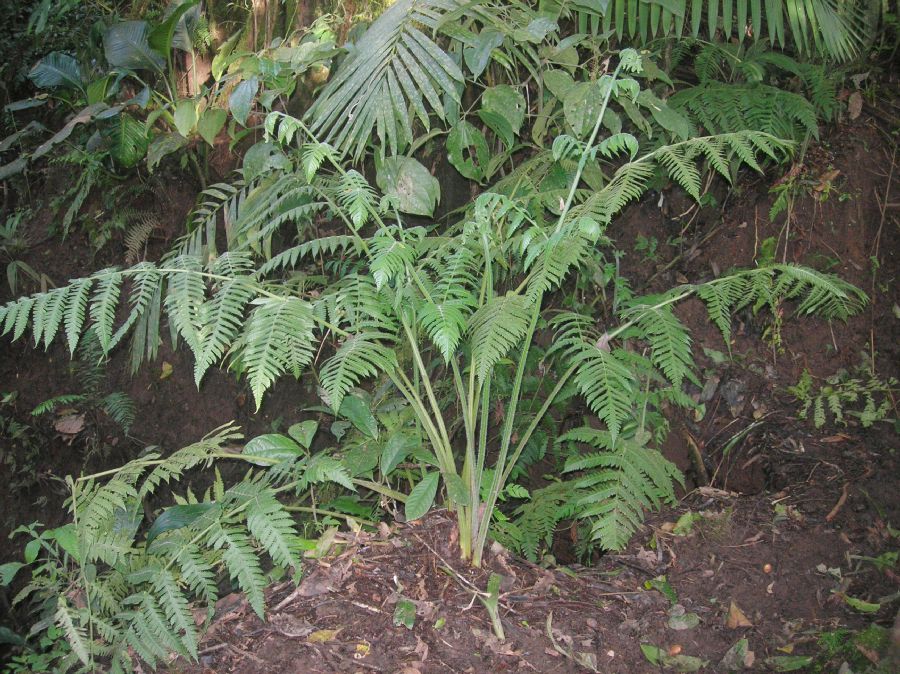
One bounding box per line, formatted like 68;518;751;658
338;394;379;439
405;471;439;521
288;421;318;450
243;433;304;465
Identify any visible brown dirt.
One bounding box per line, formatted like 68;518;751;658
1;93;898;673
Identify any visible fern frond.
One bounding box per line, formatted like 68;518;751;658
164;255;206;353
468;292;533;382
770;264;867;320
111;263;162;352
622;301;695;388
257;236;362;277
90;271;123;351
100;391;136;433
55;597;90;667
561;427;682;551
139;423;242;497
208;523;267;618
244;488;302;571
194;274;255;386
319;331;397;412
338;170;377;229
176;542;218;609
507;480;579;562
238;296;316;410
152;569;199;659
124;214;158;264
64;278;92;355
696;274;749;344
570;347;637;442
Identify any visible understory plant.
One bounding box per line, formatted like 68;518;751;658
0;49;867;573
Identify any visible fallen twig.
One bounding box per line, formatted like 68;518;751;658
825;482;851;523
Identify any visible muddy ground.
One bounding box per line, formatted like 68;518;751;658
1;89;898;673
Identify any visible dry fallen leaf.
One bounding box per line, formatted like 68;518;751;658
848;92;863;120
159;361;173;379
54;413;85;435
307;628;341;643
726;601;753;629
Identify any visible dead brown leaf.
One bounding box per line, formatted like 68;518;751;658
848;92;863;120
726;601;753;629
54;413;85;435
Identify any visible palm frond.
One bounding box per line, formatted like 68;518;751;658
306;0;465;159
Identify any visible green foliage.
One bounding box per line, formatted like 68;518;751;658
577;0;873;61
2;424;358;671
789;364;897;429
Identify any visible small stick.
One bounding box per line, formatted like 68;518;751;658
826;483;850;523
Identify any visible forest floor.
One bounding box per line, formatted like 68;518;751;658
1;90;898;672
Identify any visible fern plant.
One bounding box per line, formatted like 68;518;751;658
4;421;363;672
789;365;898;428
0;49;867;571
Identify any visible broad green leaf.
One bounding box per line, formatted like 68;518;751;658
463;29;503;78
477;109;515;149
29;52;82;91
173;98;197;137
444;473;471;507
243;433;304;464
0;626;24;646
405;471;439;521
104;21;164;71
146;503;216;545
516;17;558;42
447;120;488;182
146;131;187;171
0;562;25;586
376;156;439;217
288;421;318;449
393;598;416;629
338;394;379;439
564;81;605;139
241;141;290;181
481;85;526;136
645;575;678;604
229;77;259;127
380;432;414;476
667;605;700;630
764;656;814;672
543;68;575;101
148;0;199;55
637;90;691;140
197;107;226;146
24;539;40;564
50;525;80;561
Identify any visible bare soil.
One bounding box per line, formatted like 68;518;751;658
1;92;898;673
